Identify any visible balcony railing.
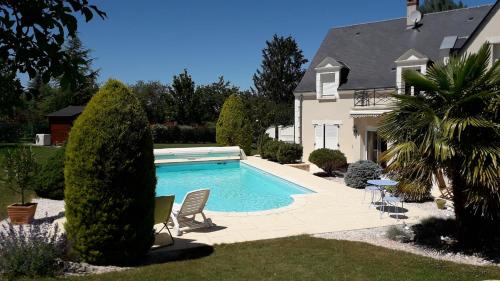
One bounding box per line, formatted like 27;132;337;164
353;88;396;107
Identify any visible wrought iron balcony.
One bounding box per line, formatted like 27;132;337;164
353;88;396;107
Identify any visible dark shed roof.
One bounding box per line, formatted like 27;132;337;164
46;106;85;117
295;5;493;92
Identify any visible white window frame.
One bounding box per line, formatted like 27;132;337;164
487;36;500;66
315;58;342;100
395;50;429;95
312;120;342;150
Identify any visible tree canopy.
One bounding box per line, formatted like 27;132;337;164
168;69;200;125
253;34;307;105
252;35;307;129
419;0;465;13
131;81;170;124
0;0;106;85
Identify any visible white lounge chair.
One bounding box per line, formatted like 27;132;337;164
169;189;213;236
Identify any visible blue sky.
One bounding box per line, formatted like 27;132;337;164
76;0;493;90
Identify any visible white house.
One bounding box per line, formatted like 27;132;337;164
294;0;500;163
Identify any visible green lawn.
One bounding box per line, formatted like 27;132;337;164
0;144;60;219
38;236;500;281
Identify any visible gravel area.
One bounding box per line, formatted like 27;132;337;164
314;225;498;267
1;195;492;274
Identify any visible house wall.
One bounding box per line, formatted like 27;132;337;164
461;4;500;66
298;91;386;163
300;91;357;163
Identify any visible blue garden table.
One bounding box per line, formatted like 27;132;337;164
367;179;401;218
367;179;398;187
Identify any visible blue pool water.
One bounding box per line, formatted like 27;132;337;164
156;161;313;212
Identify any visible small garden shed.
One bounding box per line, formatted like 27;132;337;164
46;106;85;145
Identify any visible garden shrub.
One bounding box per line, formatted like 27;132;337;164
308;148;347;176
34;147;65;200
276;142;303;164
261;139;281;162
151;124;215;143
65;80;156;265
344;160;382;188
216;94;253;154
0;122;21;142
411;217;456;247
385;225;412;243
0;222;67;279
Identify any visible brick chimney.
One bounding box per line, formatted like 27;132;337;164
407;0;419;25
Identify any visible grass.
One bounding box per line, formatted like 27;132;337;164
36;236;500;281
0;144;60;219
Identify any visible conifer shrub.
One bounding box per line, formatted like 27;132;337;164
64;80;156;265
216;94;253;154
35;147;65;200
308;148;347;176
344;160;382;188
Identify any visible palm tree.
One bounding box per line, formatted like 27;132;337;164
379;43;500;248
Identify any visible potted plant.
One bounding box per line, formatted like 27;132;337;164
435;198;447;210
1;146;39;224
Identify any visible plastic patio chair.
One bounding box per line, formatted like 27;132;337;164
169;189;213;236
154;195;175;246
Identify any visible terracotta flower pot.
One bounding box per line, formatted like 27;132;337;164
7;203;38;224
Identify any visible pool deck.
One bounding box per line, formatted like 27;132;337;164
1;156;440;252
155;156;438;250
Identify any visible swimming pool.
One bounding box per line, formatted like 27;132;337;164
156;161;313;212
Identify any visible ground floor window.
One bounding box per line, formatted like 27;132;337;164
314;124;340;150
366;129;387;166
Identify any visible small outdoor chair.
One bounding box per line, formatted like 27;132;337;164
363;185;381;207
169;189;213;236
381;194;404;220
154;195;175;246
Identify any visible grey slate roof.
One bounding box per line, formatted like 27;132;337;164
46;106;85;117
295;5;493;92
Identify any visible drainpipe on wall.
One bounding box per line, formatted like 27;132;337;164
294;94;303;145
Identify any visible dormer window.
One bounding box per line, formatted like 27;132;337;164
315;57;345;100
395;49;429;95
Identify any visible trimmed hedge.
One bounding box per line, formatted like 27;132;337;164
260;138;303;164
216;94;253;154
151;124;215;143
34;147;65;200
261;139;281;162
308;148;347;176
64;80;156;265
344;160;382;189
277;142;303;164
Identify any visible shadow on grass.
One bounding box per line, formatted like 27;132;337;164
410;217;500;263
143;236;214;266
140;223;227;266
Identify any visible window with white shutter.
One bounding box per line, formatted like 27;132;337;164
314;125;324;150
325;125;339;149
